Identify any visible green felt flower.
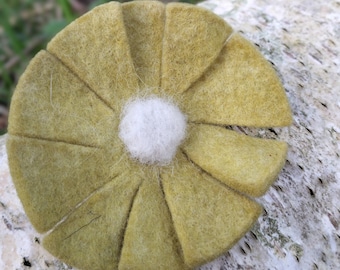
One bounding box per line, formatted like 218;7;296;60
7;1;291;269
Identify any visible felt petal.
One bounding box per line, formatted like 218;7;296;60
161;153;262;267
182;124;288;197
47;2;139;111
43;173;142;270
181;33;292;127
8;50;118;149
119;177;188;270
6;135;129;233
161;3;233;95
122;1;165;91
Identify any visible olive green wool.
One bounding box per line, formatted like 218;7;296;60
7;1;291;269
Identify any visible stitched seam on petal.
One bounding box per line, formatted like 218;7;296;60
158;173;187;265
45;50;116;112
117;180;144;268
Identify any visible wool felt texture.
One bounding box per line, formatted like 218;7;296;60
119;97;187;165
6;1;292;270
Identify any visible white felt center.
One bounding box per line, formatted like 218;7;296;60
119;97;187;165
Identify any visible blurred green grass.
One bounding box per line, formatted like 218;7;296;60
0;0;202;135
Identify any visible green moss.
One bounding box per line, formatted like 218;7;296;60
289;243;304;261
252;218;290;249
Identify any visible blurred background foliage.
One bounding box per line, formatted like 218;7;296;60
0;0;202;135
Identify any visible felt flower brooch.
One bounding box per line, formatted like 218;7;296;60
7;1;292;270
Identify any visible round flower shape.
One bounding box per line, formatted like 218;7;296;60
7;2;292;270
